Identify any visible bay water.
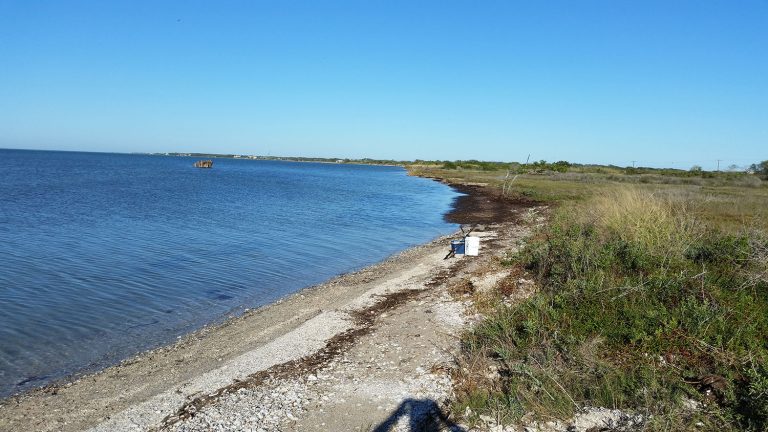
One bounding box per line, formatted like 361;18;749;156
0;149;459;397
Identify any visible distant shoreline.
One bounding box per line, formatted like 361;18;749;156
0;148;406;168
148;152;405;168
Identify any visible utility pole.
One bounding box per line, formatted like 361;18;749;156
717;159;722;172
632;160;636;168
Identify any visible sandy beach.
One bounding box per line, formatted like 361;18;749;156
0;181;534;432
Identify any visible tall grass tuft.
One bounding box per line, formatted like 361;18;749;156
588;188;700;257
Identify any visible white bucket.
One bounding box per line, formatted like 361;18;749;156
465;236;480;256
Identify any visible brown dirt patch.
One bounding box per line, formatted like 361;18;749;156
444;183;537;225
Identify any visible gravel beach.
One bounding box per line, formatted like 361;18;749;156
0;181;534;432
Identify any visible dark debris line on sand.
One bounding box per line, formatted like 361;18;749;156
155;288;427;430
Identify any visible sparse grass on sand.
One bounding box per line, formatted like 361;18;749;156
411;167;768;430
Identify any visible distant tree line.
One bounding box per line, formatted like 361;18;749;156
750;160;768;180
417;158;768;181
160;152;767;181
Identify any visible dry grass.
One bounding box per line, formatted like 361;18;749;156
586;188;702;257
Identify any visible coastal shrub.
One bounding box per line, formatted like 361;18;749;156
456;188;768;430
736;175;764;188
438;160;511;171
749;161;768;180
739;365;768;430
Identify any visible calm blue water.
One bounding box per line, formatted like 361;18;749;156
0;149;459;397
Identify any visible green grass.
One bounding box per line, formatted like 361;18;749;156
408;166;768;232
431;170;768;430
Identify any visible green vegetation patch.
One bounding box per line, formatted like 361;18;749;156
456;189;768;430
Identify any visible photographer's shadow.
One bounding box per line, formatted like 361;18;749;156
372;398;466;432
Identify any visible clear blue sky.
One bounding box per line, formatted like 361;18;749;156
0;1;765;168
